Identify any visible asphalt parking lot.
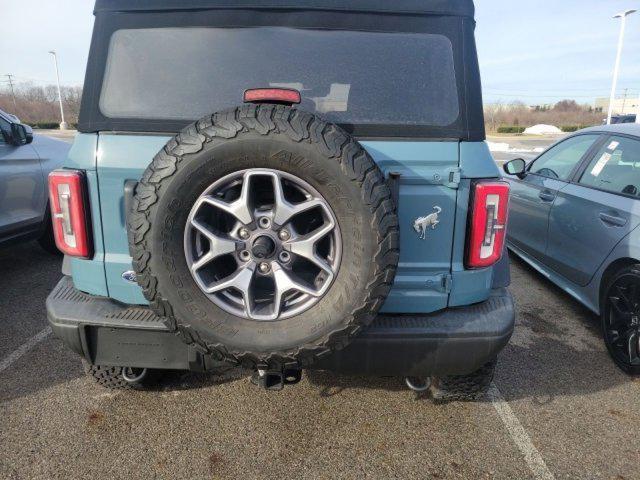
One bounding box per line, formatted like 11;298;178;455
2;241;640;479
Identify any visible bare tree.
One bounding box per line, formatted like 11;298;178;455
553;99;581;112
484;101;504;133
0;82;83;125
484;98;603;133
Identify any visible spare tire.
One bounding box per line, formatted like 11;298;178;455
128;104;399;369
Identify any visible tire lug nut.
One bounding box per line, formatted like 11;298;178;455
238;227;250;240
259;217;271;229
239;250;251;262
278;229;290;241
258;262;270;274
278;251;291;263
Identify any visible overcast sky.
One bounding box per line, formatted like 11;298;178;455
1;0;639;105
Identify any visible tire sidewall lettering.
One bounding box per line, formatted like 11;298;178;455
133;106;397;364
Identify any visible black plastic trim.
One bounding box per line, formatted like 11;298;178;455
94;0;475;18
47;276;514;376
314;288;514;375
491;246;511;289
123;180;138;226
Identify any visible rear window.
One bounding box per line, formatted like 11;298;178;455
99;27;459;128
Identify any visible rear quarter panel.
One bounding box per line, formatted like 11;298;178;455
97;134;170;303
65;133;108;296
32;134;70;176
587;224;640;313
449;141;503;306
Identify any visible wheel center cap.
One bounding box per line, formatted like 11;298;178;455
252;235;276;259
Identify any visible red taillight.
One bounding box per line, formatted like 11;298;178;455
48;169;93;258
465;181;510;269
243;88;301;105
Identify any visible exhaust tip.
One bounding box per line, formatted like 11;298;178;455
122;367;148;384
405;376;431;392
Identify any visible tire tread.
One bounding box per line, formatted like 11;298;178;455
429;360;496;401
128;104;399;369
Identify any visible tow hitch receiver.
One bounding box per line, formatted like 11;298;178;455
250;368;302;391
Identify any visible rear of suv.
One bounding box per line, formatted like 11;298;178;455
47;0;514;400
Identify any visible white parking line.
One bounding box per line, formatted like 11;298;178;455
0;327;52;374
0;326;555;480
488;383;555;480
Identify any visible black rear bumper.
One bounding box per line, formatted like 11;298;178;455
47;276;514;377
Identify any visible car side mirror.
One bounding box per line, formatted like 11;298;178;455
503;158;526;179
9;123;33;146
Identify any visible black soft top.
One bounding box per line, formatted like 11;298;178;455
80;0;484;140
94;0;474;17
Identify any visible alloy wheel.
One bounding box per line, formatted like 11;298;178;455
184;169;342;321
604;273;640;367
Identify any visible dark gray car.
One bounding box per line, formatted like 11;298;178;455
503;123;640;374
0;108;70;253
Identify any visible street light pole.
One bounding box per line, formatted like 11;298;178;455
48;50;68;130
607;9;636;125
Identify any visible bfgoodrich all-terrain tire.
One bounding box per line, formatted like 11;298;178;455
38;210;62;256
128;104;399;370
83;361;162;390
429;360;497;402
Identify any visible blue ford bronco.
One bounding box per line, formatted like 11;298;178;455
46;0;514;399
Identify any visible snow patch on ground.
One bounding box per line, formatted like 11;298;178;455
523;124;562;135
487;141;545;154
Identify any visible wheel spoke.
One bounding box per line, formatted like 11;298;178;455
616;286;633;310
199;172;253;225
609;296;633;320
626;328;640;364
271;264;288;319
191;251;216;272
272;262;321;310
288;223;335;273
271;173;324;226
190;219;236;271
205;263;254;294
205;263;256;315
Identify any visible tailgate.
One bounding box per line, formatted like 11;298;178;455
96;135;460;313
362;141;459;313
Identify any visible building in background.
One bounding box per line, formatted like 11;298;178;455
595;92;640;115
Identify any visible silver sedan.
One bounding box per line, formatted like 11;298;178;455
0;109;70;253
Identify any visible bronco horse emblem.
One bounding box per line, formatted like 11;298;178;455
412;206;442;240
